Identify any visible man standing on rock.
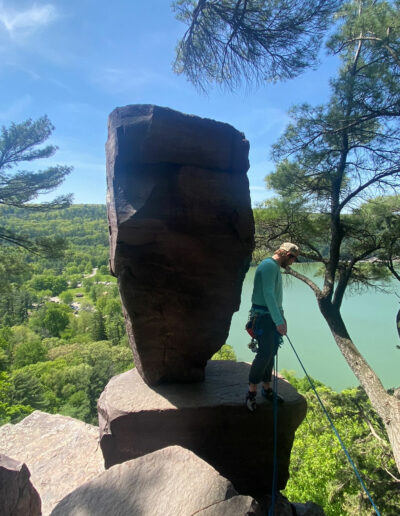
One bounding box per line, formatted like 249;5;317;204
246;242;300;411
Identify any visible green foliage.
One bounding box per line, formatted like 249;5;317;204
0;327;12;371
256;2;400;471
89;311;107;341
27;274;68;296
0;116;72;255
0;248;30;293
0;203;130;425
29;303;71;337
263;0;400;280
211;343;237;360
59;290;73;304
0;204;109;276
13;339;48;368
0;340;133;425
173;0;341;91
0;288;33;326
282;371;400;515
0;402;33;425
60;390;91;421
10;369;49;409
0;371;33;424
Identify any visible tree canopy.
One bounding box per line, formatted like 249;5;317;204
0;116;72;256
254;0;400;473
173;0;343;91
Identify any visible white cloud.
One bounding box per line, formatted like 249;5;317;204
0;2;57;38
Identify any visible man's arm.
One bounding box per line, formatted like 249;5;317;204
261;262;284;327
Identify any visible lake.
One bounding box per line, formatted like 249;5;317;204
227;264;400;392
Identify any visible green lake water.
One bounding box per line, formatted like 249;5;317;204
227;264;400;392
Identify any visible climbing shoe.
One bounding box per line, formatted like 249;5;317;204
246;391;257;412
261;387;284;404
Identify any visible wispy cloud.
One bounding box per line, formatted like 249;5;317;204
0;2;57;38
0;94;32;121
238;106;290;142
92;66;181;94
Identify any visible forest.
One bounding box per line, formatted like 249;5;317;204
0;204;130;424
0;204;236;425
0;204;398;515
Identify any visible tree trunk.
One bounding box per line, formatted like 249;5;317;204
318;297;400;474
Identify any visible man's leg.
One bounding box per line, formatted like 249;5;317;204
246;315;276;410
261;332;284;402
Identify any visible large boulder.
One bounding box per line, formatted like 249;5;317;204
106;104;254;385
0;411;104;515
98;361;307;497
51;445;261;516
0;454;41;516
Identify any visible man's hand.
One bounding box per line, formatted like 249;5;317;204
276;322;287;336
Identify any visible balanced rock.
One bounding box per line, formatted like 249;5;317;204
98;361;307;497
0;411;104;515
0;454;41;516
51;445;261;516
106;104;254;385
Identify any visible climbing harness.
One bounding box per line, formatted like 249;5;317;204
283;334;382;516
246;310;259;352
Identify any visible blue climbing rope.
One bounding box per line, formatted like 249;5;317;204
285;335;381;516
268;350;279;516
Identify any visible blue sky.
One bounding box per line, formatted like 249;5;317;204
0;1;338;205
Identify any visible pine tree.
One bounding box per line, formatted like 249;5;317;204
0;116;72;256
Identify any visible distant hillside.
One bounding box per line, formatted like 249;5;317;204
0;204;109;270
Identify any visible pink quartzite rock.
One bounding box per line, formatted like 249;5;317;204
0;454;41;516
51;446;262;516
106;104;254;385
98;361;307;497
0;411;104;515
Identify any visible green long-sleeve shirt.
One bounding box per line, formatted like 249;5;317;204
251;257;284;326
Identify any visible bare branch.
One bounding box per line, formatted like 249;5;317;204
286;266;322;296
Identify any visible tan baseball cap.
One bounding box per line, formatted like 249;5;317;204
279;242;300;256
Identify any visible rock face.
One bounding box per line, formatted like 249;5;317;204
51;445;261;516
98;361;307;497
106;104;254;385
0;411;104;515
292;501;326;516
0;454;41;516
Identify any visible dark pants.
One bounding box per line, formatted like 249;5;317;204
249;313;281;385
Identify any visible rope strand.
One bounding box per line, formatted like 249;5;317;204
285;334;381;516
268;351;279;516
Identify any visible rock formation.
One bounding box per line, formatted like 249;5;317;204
98;361;307;498
51;446;261;516
0;410;325;515
106;104;254;385
0;454;41;516
0;411;104;515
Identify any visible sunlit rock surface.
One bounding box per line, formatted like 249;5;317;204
51;446;261;516
0;411;104;515
106;104;254;385
98;361;307;496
